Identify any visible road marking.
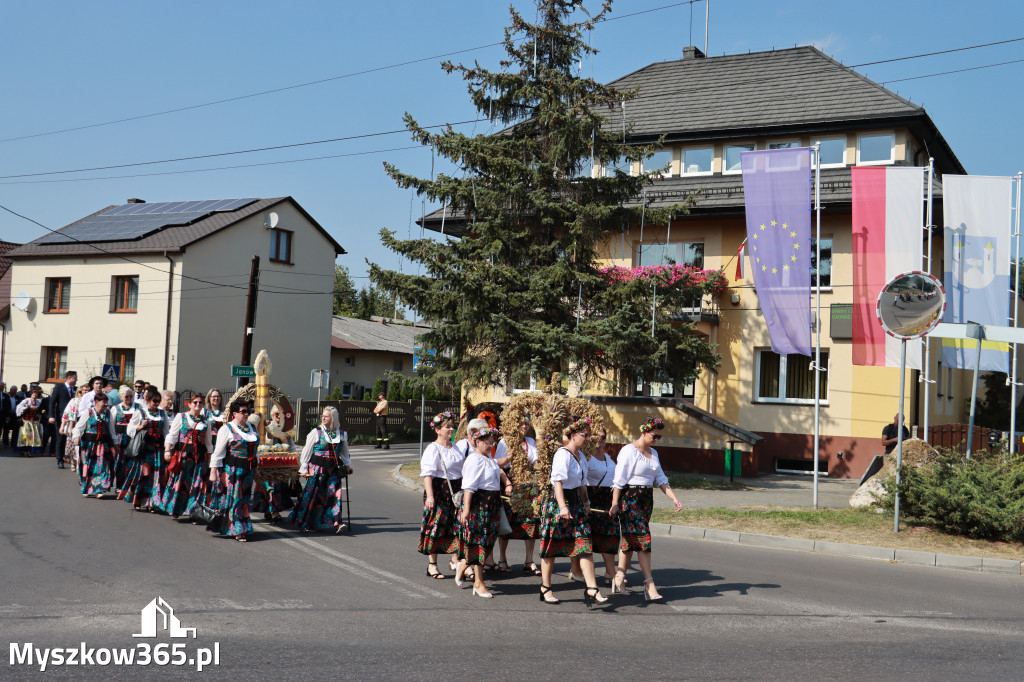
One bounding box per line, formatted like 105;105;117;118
259;530;448;600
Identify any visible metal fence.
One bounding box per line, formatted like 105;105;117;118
295;399;458;440
927;423;1023;453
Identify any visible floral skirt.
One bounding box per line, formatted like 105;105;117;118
157;456;206;517
418;476;460;556
80;442;114;495
18;420;41;452
458;490;501;566
112;433;132;490
619;486;654;553
253;481;295;515
289;464;345;531
503;486;540;539
124;447;163;509
587;485;620;555
539;488;593;558
207;464;256;537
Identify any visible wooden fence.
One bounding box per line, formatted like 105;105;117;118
295;399;458;439
927;423;1023;453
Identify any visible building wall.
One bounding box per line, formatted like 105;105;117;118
4;254;183;390
173;201;336;401
329;347;415;398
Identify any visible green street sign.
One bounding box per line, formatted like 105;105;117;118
231;365;255;378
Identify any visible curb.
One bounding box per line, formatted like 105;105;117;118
652;522;1023;577
389;465;1022;577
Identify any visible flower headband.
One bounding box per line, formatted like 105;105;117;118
430;411;456;428
563;417;592;438
475;426;499;439
640;417;664;433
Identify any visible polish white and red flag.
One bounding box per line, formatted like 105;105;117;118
851;166;925;368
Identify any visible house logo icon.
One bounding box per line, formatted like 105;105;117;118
133;597;197;638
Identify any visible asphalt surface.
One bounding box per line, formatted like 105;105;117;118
2;443;1023;680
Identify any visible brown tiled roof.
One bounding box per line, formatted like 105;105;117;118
0;240;21;319
8;197;345;259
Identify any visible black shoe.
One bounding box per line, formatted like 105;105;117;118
384;444;390;450
57;463;65;469
374;444;382;449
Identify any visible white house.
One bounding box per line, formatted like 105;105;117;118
5;196;345;402
330;315;426;398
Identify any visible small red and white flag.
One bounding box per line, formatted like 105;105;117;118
735;239;747;281
851;166;925;369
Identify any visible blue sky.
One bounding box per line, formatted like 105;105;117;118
1;0;1022;287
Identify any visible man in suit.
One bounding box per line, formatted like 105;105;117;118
2;386;20;448
49;370;77;468
0;383;9;447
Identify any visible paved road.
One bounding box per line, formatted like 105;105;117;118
2;444;1022;680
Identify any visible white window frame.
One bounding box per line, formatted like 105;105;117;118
754;349;829;405
511;373;538;395
767;139;802;150
723;143;756;175
812;136;847;168
641;148;674;178
681;146;714;176
856;131;895;166
604;156;630;178
811;235;833;291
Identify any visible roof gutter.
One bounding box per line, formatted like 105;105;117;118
163;252;174;390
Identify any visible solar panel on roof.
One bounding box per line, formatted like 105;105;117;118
38;198;259;245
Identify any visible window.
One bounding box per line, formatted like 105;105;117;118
857;132;895;165
755;350;829;404
269;228;293;263
45;278;70;313
342;382;354;398
681;147;713;175
768;140;801;150
577;155;594;178
604;156;630;177
344;355;354;366
511;373;538;394
642;149;673;177
106;348;136;383
724;144;755;173
393;359;404;372
111;275;139;312
811;237;832;288
813;137;846;167
43;347;68;381
637;241;704;268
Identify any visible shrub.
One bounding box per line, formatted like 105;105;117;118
387;376;403;402
882;448;1024;542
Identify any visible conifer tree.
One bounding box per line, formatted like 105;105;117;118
371;0;725;392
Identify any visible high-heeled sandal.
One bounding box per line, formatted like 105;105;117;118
539;585;560;605
643;578;663;602
612;570;631;595
426;562;446;579
472;587;494;599
523;562;541;576
584;587;609;608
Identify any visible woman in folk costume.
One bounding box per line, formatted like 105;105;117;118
60;385;89;470
537;418;608;607
418;411;464;579
158;394;213;519
207;400;260;542
124;387;171;512
111;385;138;493
290;406;353;533
609;417;683;602
570;427;620;586
454;427;512;598
71;392;118;497
493;418;542;576
15;386;44;455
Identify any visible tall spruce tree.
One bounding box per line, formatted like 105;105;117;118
371;0;725;392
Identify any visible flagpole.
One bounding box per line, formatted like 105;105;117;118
1011;171;1022;454
812;143;822;510
923;158;934;442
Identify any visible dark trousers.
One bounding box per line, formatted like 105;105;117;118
54;431;68;464
42;421;55;455
1;416;17;447
375;415;389;445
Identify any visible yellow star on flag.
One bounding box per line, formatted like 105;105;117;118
759;224;766;230
791;255;797;262
770;220;777;226
783;264;790;271
790;231;797;238
782;222;788;229
761;265;767;271
793;243;800;250
771;267;778;274
753;233;759;239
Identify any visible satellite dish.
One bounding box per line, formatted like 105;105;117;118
266;212;279;229
12;291;31;312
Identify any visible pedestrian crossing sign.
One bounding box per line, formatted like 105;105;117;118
101;364;120;382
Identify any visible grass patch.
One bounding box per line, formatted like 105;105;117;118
399;462;421;485
666;474;751;491
651;506;1024;560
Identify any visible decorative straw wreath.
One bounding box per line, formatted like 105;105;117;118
499;373;603;517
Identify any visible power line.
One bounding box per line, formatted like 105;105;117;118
849;36;1024;68
880;57;1024;85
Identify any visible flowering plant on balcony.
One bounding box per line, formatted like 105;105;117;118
598;264;728;296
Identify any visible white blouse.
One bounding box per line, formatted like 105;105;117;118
298;426;352;473
210;422;259;469
550;447;587;490
164;412;214;452
585;453;615;487
419;441;465;480
461;452;502;492
612;444;669;489
495;437;538;468
126;406;170;439
71;408;119;440
15;398;42;417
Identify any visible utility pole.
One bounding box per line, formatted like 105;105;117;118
239;255;260;389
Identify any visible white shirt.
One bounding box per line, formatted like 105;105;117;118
495;436;538;469
210;422;258;469
77;390;103;417
164;412;214;452
419;441;465;480
550;447;587;490
16;398;42;417
71;408;119;440
612;444;669;489
127;406;169;438
299;426;351;474
585;453;615;487
461;451;502;492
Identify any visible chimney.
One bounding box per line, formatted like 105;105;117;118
682;46;706;60
127;198;146;204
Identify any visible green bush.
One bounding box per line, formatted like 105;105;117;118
371;378;386;401
883;449;1024;542
386;376;403;401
